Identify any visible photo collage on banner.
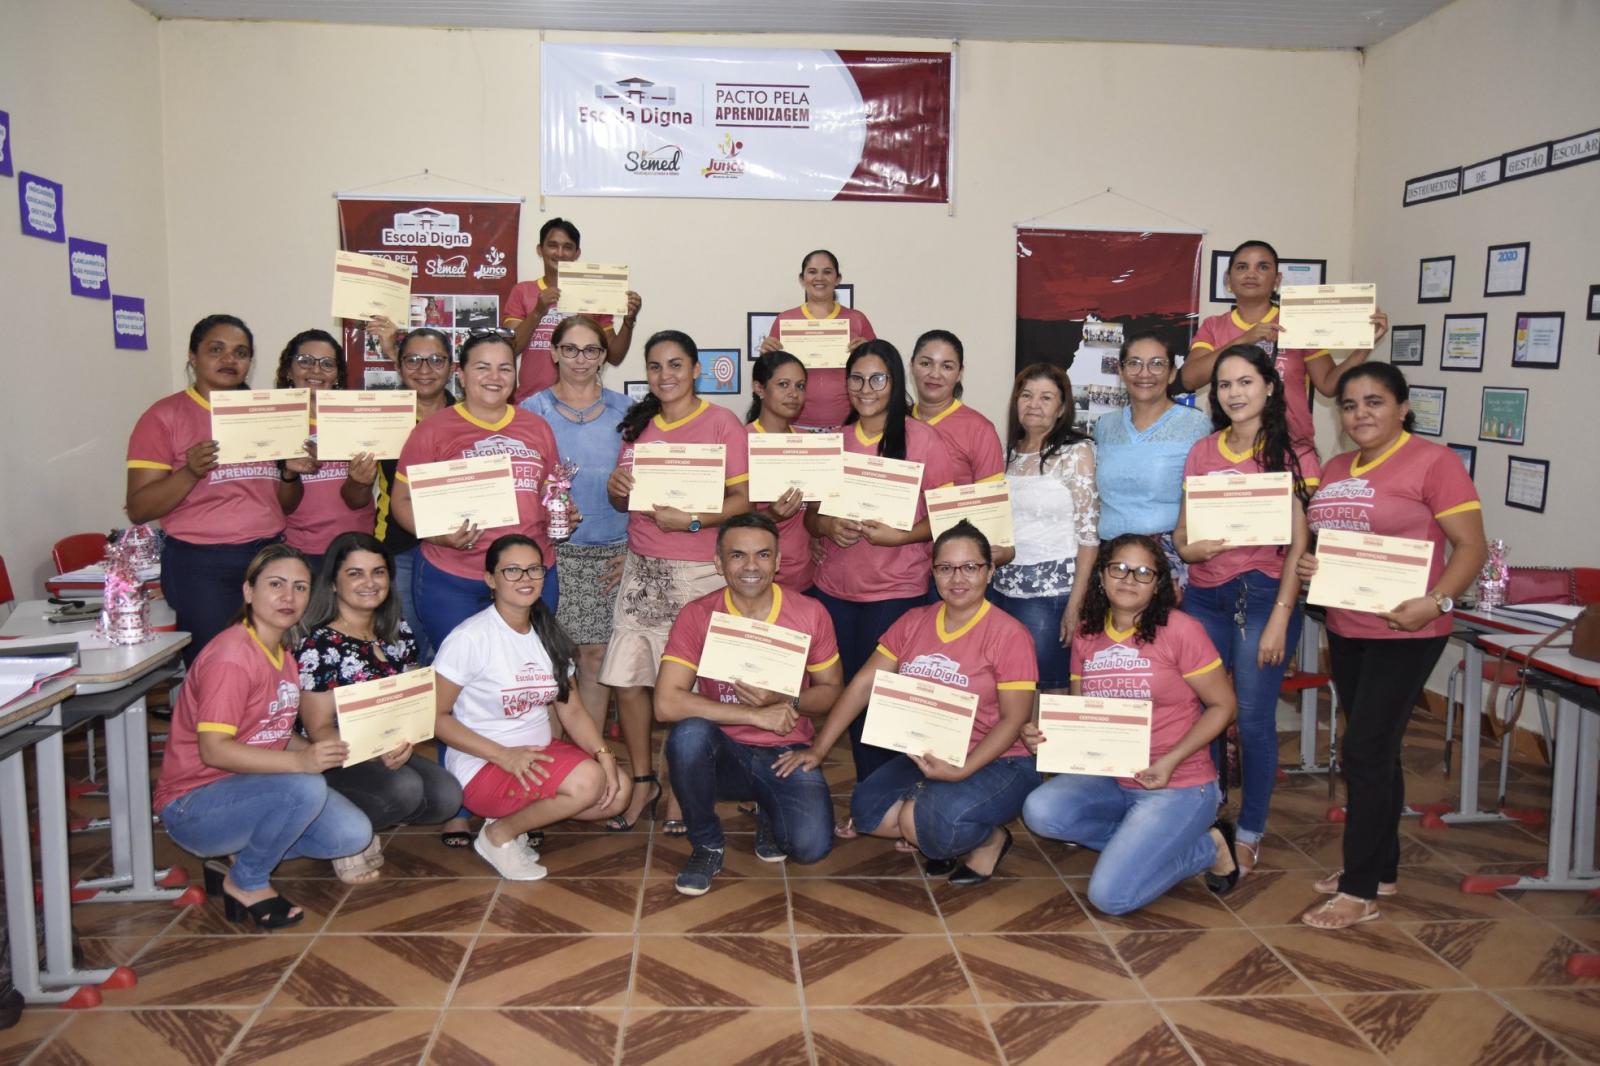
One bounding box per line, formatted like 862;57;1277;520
1015;228;1202;435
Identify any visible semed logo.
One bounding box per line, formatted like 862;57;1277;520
625;144;683;175
702;133;747;179
425;255;468;278
381;207;473;249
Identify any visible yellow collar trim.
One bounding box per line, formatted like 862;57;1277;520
1104;612;1136;644
937;600;990;643
723;585;782;624
801;301;842;322
185;387;211;412
1351;431;1411;476
915;398;962;426
1230;305;1280;331
854;423;883;446
654;397;709;432
453;402;514;432
1217;433;1263;464
751;418;766;433
245;624;284;670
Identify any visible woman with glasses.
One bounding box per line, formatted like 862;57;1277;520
1020;534;1241;915
432;535;629;879
760;249;876;431
776;522;1037;884
909;330;1006;489
806;340;956;785
273;330;377;572
1093;332;1211;587
521;315;633;735
744;350;816;592
127;315;286;664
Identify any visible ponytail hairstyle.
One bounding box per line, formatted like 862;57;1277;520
186;314;255;388
1004;363;1089;468
1207;344;1314;511
933;519;993;567
912;329;966;400
842;339;911;461
484;535;578;703
1338;362;1416;433
228;543;314;638
746;349;807;424
275;328;346;389
619;330;699;442
1076;534;1177;646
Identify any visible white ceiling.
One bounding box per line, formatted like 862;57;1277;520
128;0;1453;50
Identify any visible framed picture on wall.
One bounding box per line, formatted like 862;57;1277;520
623;380;650;404
1418;256;1454;303
1505;456;1549;513
1446;442;1477;479
1440;313;1486;372
1208;251;1233;303
1511;311;1564;369
1408;385;1446;436
1478;386;1529;445
1484;242;1530;297
694;349;742;395
1278;259;1326;290
1390;324;1425;365
836;283;854;309
1588;284;1600;321
746;311;778;361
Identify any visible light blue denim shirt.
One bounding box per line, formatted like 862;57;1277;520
1093;403;1212;539
521;388;632;546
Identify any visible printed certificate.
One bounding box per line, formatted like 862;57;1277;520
314;391;417;460
1307;528;1434;614
818;452;924;531
1184;472;1293;546
747;433;844;502
696;611;812;698
925;482;1015;547
557;261;630;317
334;668;437;768
1278;283;1377;350
628;442;727;513
406;454;519;537
861;670;978;768
1035;695;1153;777
210;388;310;464
331;250;411;324
779;319;851;369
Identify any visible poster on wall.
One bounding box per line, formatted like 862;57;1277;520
1016;228;1201;435
0;110;12;177
336;196;521;389
66;237;110;299
17;171;64;241
540;44;951;203
1478;386;1528;446
111;295;148;351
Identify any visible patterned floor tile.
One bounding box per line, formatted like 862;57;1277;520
64;898;182;938
648;832;785;879
377;831;503;878
788;833;924;878
0;1007;71;1066
1218;867;1337;926
1370;864;1527;921
167;878;348;936
1110;928;1310;998
809;1007;1000;1065
37;1009;249;1066
484;878;642;934
639;879;792;934
229;1008;439;1065
789;878;940;935
1331;991;1574;1065
1256;922;1472;993
1083;877;1244;931
539;834;652;878
1497;988;1600;1061
1232;829;1325;870
798;935;975;1006
271;934;468;1007
111;934;310;1007
633;935;799;1007
1414;823;1551;867
325;878;496;934
452;934;633;1007
1548;916;1600;950
1282;823;1444;868
620;1008;809;1065
1161;996;1381;1064
931;877;1091;934
430;1009;621;1065
955;932;1141;1003
985;1003;1190;1064
1031;837;1100;877
1406;919;1593;988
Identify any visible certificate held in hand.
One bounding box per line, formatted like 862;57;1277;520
1184;472;1293;546
331;250;412;324
406;454;519;538
334;667;437;768
315;391;417;460
747;433;843;502
926;482;1015;547
779;320;851;369
1278;283;1377;350
210;389;310;464
628;442;727;513
1307;528;1434;614
861;670;978;768
557;261;630;318
819;452;924;531
697;612;812;698
1035;694;1152;777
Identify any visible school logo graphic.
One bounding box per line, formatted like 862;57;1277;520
1086;644;1152;672
1306;477;1376;532
597;76;677;105
900;653;969;688
382;206;473;249
702;133;747;179
474;246;508;281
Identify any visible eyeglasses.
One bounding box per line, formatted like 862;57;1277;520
1104;562;1159;584
846;372;890;392
1122;358;1170;374
467;328;516;341
293;353;339;372
400;353;450;369
497;565;545;581
556;343;607;362
933;562;989;579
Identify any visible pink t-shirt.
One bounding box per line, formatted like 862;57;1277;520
1070;611;1222;790
126;389;285;544
284;417;376;555
766;304;877;430
915;400;1005;485
747;420;817;592
505;277;617;403
814;419;957;602
153;624;302;811
1191;307;1329;451
1306;433;1481;641
662;586;842;747
618;399;750;562
1183;432;1322;587
876;601;1037;760
397;404;563;577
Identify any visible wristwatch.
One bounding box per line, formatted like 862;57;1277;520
1430;592;1455;615
687;514;702;533
592;745;614;759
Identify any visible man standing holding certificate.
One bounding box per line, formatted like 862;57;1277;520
655;514;844;895
1296;365;1484;931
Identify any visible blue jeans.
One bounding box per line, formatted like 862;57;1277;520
811;587;926;782
1024;775;1220;915
988;589;1070;688
850;753;1040;860
664;718;833;863
159;772;373;891
391;546;433;664
1180;571;1301;844
160;535;280;665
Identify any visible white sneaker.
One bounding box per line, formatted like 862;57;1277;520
474;826;548;881
483;818;539;861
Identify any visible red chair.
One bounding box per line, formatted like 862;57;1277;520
51;533;109;575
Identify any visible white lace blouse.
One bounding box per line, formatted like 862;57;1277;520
992;440;1100;599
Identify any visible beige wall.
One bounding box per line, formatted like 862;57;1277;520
0;0;171;596
1354;0;1600;567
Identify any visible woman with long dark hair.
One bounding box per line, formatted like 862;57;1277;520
760;249;877;431
909;329;1005;488
1174;344;1319;876
744;350;815;591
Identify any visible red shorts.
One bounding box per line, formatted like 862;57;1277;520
461;739;593;818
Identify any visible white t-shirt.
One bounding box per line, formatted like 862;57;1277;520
432;606;567;784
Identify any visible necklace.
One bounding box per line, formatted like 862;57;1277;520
552;391;606;424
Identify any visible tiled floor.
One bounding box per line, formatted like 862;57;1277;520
4;713;1600;1065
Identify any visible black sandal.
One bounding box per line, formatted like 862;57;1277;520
605;773;662;832
948;825;1014;886
1204;819;1241;896
203;862;304;930
440;829;473;849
